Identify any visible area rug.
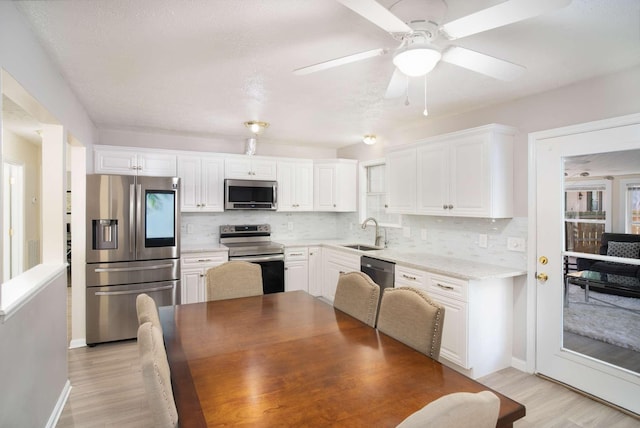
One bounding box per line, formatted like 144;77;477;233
564;283;640;352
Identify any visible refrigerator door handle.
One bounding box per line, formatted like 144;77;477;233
93;263;175;273
94;284;174;296
129;183;135;254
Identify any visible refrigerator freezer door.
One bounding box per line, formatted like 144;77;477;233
86;280;179;345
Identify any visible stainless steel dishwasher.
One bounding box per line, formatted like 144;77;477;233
360;256;395;299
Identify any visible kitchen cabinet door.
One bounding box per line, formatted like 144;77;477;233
285;247;309;292
178;155;224;212
225;157;276;180
416;144;449;214
277;160;313;211
307;246;322;296
427;292;468;368
321;248;360;302
181;269;205;304
386;149;417;213
313;160;357;212
95;146;176;177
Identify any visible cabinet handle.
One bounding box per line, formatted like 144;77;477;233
436;283;454;291
333;204;337;208
289;252;304;256
448;204;454;209
402;274;417;280
284;267;288;270
199;274;205;278
339;271;346;274
197;259;212;262
443;205;448;209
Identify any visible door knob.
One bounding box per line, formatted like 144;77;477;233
536;272;548;282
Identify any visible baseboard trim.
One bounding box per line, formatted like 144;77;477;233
69;338;87;349
46;379;71;428
511;357;528;373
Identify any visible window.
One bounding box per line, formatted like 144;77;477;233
564;180;611;254
359;159;401;228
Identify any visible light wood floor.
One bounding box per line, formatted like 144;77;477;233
61;290;639;427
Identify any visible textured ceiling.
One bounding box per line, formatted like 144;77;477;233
8;0;640;149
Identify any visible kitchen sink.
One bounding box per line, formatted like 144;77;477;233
342;244;381;251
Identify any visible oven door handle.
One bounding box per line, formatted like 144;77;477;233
230;254;285;263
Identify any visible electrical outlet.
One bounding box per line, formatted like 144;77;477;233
403;227;411;238
507;237;526;252
478;234;488;248
287;222;294;231
186;223;194;234
421;229;427;240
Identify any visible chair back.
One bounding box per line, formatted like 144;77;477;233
377;287;445;359
396;391;500;428
137;322;178;428
206;261;263;301
136;293;162;332
333;271;380;327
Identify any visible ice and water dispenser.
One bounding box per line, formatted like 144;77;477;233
92;219;118;250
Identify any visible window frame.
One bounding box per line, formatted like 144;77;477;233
358;158;401;228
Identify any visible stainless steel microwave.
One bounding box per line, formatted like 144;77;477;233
224;179;278;210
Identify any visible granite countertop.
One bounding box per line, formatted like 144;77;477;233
279;239;526;281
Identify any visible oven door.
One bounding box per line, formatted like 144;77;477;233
229;254;285;294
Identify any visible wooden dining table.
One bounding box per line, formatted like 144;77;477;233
159;290;525;427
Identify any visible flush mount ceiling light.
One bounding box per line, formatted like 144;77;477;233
244;121;269;135
362;135;376;145
392;36;442;78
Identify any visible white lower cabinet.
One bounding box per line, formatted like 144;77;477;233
285;247;309;292
394;265;512;379
307;246;322;296
321;248;360;302
180;251;228;304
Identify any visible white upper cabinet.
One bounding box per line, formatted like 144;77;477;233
387;124;515;218
277;159;313;211
313;159;357;212
177;154;224;212
94;146;177;177
224;157;277;180
386;149;417;213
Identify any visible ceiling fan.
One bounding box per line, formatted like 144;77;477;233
294;0;572;100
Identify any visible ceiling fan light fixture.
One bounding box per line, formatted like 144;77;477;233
393;46;441;77
244;120;269;135
362;134;376;145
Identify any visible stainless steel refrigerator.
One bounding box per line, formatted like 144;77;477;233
85;174;180;345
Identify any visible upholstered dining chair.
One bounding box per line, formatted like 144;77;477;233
136;293;162;332
333;271;381;327
137;322;178;428
376;286;445;359
395;391;500;428
205;260;263;301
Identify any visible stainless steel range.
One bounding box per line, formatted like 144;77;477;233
220;224;285;294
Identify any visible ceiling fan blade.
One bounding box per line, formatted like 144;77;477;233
336;0;412;33
440;0;572;40
293;48;387;75
385;68;407;99
441;46;526;81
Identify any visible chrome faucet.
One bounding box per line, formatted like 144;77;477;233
361;217;386;248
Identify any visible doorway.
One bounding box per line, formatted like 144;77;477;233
531;114;640;414
2;162;24;281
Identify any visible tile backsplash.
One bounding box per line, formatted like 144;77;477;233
181;212;527;269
